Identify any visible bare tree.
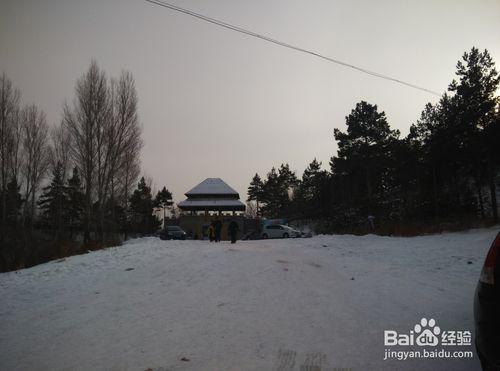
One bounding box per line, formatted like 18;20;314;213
95;71;142;239
8;109;23;186
0;73;21;225
63;60;108;242
115;147;141;209
116;149;141;239
245;201;258;218
49;122;71;181
170;204;179;219
64;62;142;242
20;104;50;226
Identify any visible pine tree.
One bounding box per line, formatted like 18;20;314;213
129;177;160;234
294;159;329;218
408;48;500;221
487;108;500;222
154;186;173;226
277;163;299;215
38;162;67;235
0;177;23;226
331;101;400;212
278;164;299;190
257;164;300;218
299;159;324;201
409;96;458;218
448;48;500;221
247;173;264;216
65;167;85;235
261;168;280;218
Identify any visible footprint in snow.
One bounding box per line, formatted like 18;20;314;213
275;349;297;370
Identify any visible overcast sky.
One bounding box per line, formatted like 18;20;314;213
1;0;499;202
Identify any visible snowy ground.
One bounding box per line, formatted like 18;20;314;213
1;228;498;371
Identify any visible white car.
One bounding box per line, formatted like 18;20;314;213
261;224;301;239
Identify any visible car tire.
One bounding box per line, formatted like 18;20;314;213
283;233;289;238
262;233;268;239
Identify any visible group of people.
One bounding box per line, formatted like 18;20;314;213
207;219;223;243
207;218;240;244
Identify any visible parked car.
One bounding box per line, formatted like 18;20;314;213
261;224;301;239
159;226;187;240
474;232;500;370
241;231;262;240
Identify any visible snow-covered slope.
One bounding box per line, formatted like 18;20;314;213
0;228;498;370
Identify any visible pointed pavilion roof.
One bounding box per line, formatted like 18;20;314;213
185;178;239;197
178;178;245;211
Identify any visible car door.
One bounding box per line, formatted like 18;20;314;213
276;225;285;238
270;225;283;238
263;226;274;238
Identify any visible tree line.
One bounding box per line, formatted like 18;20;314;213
248;48;500;233
0;61;172;271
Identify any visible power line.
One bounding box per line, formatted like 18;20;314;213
145;0;441;96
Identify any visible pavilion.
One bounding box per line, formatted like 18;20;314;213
177;178;246;239
178;178;246;215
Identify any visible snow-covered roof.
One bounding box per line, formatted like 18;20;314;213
177;198;245;211
185;178;239;197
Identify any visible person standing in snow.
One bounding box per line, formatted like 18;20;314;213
208;223;215;242
367;214;375;231
228;220;239;244
214;217;223;242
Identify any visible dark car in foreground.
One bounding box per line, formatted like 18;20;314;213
474;232;500;370
159;226;187;240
